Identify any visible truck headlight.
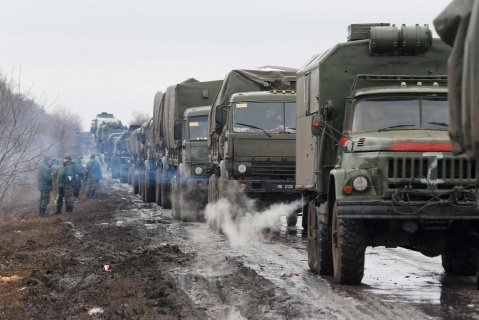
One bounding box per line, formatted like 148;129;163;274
238;164;247;173
194;167;203;175
352;175;368;192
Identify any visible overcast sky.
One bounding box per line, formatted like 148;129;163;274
0;0;452;130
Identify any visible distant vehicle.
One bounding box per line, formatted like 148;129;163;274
157;79;223;221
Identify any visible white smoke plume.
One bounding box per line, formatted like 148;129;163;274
205;197;302;247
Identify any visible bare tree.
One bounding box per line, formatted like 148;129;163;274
129;110;151;126
0;74;50;209
49;107;83;156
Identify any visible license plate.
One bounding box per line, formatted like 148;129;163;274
275;184;294;190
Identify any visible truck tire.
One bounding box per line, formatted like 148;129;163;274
120;165;128;183
301;200;309;231
287;213;298;227
133;169;139;195
144;171;155;203
179;186;199;222
442;248;479;276
171;176;180;219
155;170;162;206
139;168;144;199
160;172;171;209
332;201;366;284
308;200;333;275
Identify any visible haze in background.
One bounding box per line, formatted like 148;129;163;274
0;0;451;129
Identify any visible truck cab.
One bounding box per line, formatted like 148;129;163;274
211;90;300;225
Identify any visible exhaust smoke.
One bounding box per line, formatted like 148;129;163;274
205;196;302;247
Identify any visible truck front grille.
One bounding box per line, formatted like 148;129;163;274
250;162;295;179
387;157;477;187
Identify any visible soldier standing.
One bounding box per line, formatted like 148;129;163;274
55;155;76;214
86;154;102;198
37;156;52;217
74;156;84;198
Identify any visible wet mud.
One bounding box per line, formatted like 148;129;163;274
2;133;479;319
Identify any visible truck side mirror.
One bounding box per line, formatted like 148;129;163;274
160;121;164;138
311;115;323;136
215;105;225;135
141;133;146;144
174;121;183;140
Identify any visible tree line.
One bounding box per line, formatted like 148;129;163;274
0;72;81;213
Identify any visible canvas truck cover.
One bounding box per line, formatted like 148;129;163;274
163;79;222;149
152;91;165;148
207;66;298;146
435;0;479;160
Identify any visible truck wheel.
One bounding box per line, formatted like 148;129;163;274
308;200;333;275
442;248;479;276
287;213;298;227
171;176;180;219
120;167;128;183
145;173;155;203
301;200;309;231
180;186;199;222
133;170;139;195
160;173;171;209
331;201;365;284
155;170;162;205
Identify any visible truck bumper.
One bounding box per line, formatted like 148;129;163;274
338;200;479;220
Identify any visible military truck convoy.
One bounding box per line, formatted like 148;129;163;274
94;22;478;286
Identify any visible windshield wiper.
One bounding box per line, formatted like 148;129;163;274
235;122;271;137
428;122;448;127
378;124;415;132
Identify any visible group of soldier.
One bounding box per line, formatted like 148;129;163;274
37;154;103;217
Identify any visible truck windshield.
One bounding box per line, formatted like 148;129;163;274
233;102;296;133
189;115;208;141
351;97;448;132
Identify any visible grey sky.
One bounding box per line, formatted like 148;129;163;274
0;0;452;129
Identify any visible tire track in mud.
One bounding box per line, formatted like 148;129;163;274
103;166;479;320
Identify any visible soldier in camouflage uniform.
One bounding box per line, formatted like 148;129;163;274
37;156;52;217
73;156;84;198
55;155;76;214
86;154;102;198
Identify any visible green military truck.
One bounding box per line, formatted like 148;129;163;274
128;127;142;194
158;79;222;216
91;112;115;135
96;119;125;153
104;132;126;172
294;24;479;285
153;91;166;206
112;131;134;183
172;106;211;221
138;118;155;202
207;68;300;226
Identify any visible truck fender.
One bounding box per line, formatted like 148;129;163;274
321;169;353;225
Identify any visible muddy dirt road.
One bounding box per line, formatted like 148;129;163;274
1;133;479;319
2;172;479;319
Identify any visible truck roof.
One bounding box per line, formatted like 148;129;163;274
230;91;296;103
184;106;210;118
353;85;448;98
208;66;298;145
